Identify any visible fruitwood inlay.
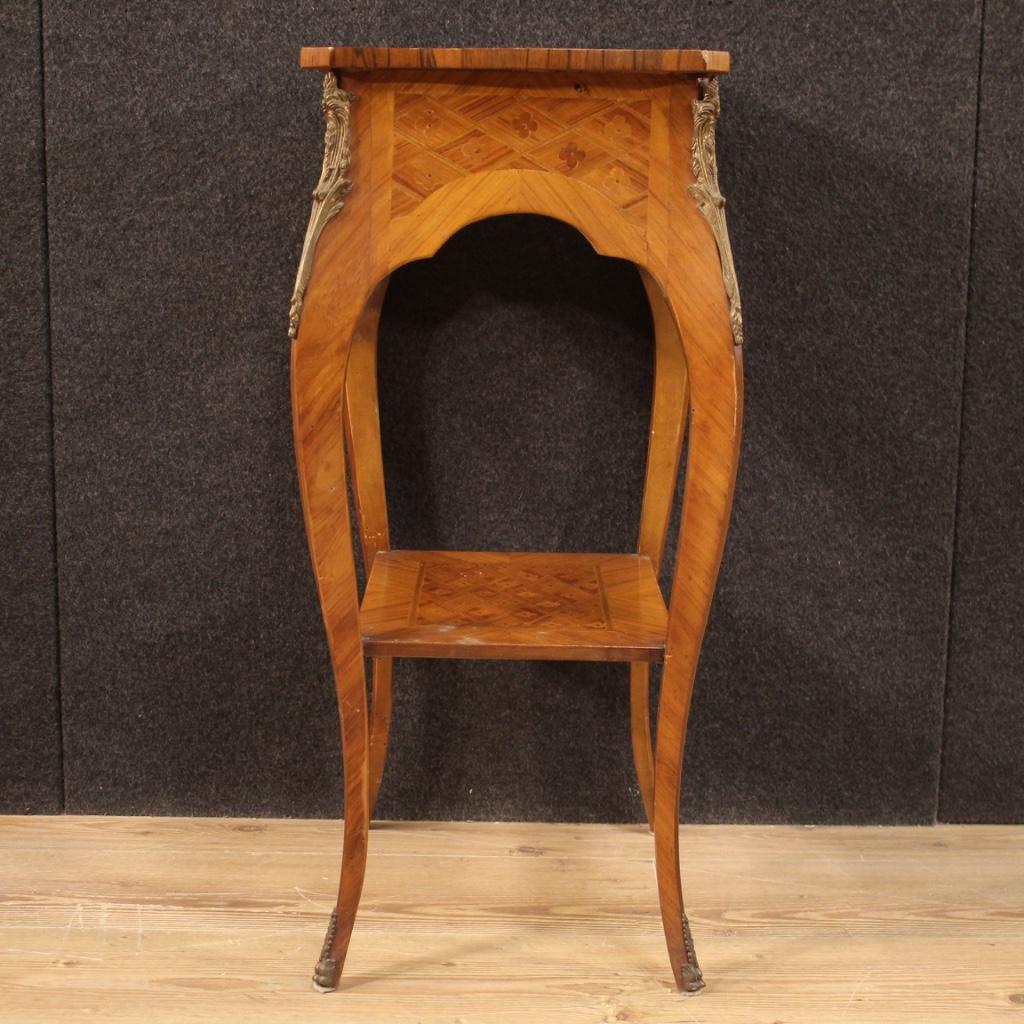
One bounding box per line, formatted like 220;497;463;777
391;91;652;224
359;551;668;661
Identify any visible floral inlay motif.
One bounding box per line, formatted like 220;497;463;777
605;112;635;142
390;93;651;224
514;112;539;138
558;142;586;169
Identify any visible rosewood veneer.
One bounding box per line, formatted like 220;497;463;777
287;45;744;996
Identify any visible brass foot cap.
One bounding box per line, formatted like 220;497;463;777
680;963;706;994
313;957;339;992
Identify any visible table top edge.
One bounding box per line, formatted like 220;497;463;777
298;46;731;75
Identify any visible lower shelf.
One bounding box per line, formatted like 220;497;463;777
359;549;668;662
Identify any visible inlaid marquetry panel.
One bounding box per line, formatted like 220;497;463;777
416;558;606;630
359;550;668;661
390;92;652;223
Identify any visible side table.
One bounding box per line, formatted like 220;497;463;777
288;45;744;995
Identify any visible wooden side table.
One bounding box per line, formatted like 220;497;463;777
289;45;744;995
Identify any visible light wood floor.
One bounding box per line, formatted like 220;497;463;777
0;817;1021;1022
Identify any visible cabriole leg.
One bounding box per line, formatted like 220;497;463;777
343;276;394;821
650;70;744;995
632;268;690;830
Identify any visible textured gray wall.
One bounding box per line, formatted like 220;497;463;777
2;1;1020;822
0;2;62;812
940;0;1024;823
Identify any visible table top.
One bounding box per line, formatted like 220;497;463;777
300;46;731;75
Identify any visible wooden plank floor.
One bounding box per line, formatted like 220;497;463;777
0;817;1021;1022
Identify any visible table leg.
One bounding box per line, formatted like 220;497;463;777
343;276;394;819
632;268;690;830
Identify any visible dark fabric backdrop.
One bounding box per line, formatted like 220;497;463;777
2;1;1020;823
939;0;1024;823
1;1;62;812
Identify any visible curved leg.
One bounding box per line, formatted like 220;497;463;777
367;658;393;815
632;269;690;830
295;272;373;991
652;314;742;993
649;73;744;994
312;678;370;991
629;664;656;830
637;269;690;572
290;74;378;992
343;276;394;819
296;287;373;992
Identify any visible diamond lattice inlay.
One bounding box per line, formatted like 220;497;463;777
415;558;607;630
359;550;669;662
390;91;652;225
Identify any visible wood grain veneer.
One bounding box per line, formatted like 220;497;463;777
289;45;744;996
359;550;668;662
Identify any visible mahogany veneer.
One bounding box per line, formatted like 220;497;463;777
287;45;744;998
